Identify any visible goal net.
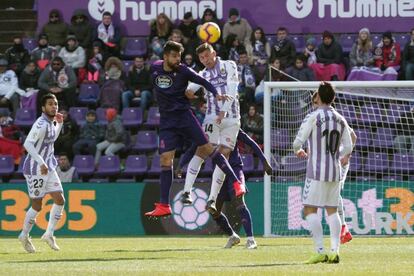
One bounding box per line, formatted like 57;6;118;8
263;81;414;237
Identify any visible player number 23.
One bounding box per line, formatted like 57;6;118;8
33;179;44;188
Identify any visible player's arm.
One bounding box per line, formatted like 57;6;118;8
54;113;64;140
24;122;47;169
186;82;203;99
237;129;273;175
293;112;316;158
185;66;218;97
339;124;353;166
220;60;239;115
350;127;357;148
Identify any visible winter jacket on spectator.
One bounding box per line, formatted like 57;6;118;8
19;64;41;91
242;111;264;144
5;43;30;75
69;9;93;49
375;41;401;68
127;66;152;92
105;115;125;143
78;121;105;142
223;17;252;46
316;39;343;65
349;42;375;67
38;63;77;91
270;38;296;68
41;9;69;47
59;35;86;69
285;65;316;81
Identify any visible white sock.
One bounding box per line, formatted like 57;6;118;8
45;204;64;236
21;208;38;236
306;213;324;254
208;166;225;201
247;236;255;241
338;196;346;225
328;212;341;253
183;155;204;193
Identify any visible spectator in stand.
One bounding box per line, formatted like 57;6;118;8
304;37;317;66
270;27;296;68
347;28;376;81
58;35;86;73
169;29;185;46
242;104;264;144
285;55;316;81
56;154;79;183
394;106;414;154
247;27;270;81
5;36;30;76
183;53;200;72
31;33;57;70
402;28;414;80
94;108;125;165
200;8;222;29
72;110;105;155
178;12;199;52
40;9;69;50
373;31;401;80
149;13;173;59
122;56;153;111
0;110;23;165
99;57;125;111
255;58;288;104
69;9;93;50
310;30;346;81
222;8;252;47
54;107;78;159
238;50;256;106
37;56;77;115
94;12;121;57
85;40;106;84
19;61;41;110
223;34;245;62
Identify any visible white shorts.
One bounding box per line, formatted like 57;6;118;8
24;170;63;199
302;178;340;208
203;118;240;150
339;164;350;189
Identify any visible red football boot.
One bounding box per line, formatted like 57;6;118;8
233;181;246;197
145;203;172;217
340;224;353;244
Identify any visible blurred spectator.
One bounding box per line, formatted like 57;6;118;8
178;12;199;50
238;50;256;106
94;12;121;56
19;61;41;110
347;28;376;81
73;110;104;155
224;34;245;62
0;111;22;141
194;102;207;124
85;40;106;83
183;53;200;72
149;13;173;59
255;58;288;104
242;105;263;144
99;57;125;111
169;29;185;45
394;106;414;154
222;8;252;47
0;56;26;116
54;108;79;159
304;37;317;66
0;110;23;165
31;33;57;70
402;28;414;80
270;27;296;68
69;9;93;49
374;31;401;80
122;56;153;111
200;8;222;28
310;30;345;81
94;108;125;165
58;35;86;72
285;55;316;81
247;27;270;82
5;36;30;76
40;9;69;49
37;56;77;115
56;154;79;183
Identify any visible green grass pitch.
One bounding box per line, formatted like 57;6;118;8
0;236;413;275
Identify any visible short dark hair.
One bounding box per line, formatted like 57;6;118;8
163;41;184;55
41;93;57;107
103;11;112;17
317;82;335;104
277;27;288;33
196;43;214;55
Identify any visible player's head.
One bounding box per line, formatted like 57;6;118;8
163;41;184;70
317;82;335;105
311;91;320;109
196;43;216;69
41;93;58;117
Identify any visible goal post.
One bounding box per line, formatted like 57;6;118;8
264;81;414;237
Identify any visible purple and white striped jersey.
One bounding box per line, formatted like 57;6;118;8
188;58;240;121
293;106;353;182
23;113;62;176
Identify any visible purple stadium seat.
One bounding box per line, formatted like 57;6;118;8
241;154;255;175
391;154;414;172
73;155;95;176
371;34;382;46
96;156;120;177
0;155;14;176
122;60;134;76
382;175;403;181
272;128;290;149
336;103;357;124
78;83;100;106
23;38;37;53
123;37;148;57
15;155;26;177
69;107;88;126
394;34;409;49
122;107;143;128
89;178;109;183
132;130;158;152
353;129;372;147
123;155;148;177
372;128;394;148
340;34;357;52
266;36;277;47
14;108;36;128
148;155;161;176
9;178;26;183
291;35;305;52
349;151;363;172
364;152;389;173
199;158;213;176
281;154;306;172
145;107;160;128
0;107;10;116
96;107;108;125
360;104;383;124
255;154;281;175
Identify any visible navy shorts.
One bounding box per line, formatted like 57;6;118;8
217;165;248;202
159;110;209;154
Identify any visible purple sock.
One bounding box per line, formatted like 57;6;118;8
237;204;253;237
211;150;240;183
214;213;234;236
160;167;173;204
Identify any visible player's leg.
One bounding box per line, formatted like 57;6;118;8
325;181;342;263
19;197;42;253
41;191;65;251
213;196;240;248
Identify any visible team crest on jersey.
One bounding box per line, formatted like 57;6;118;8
155;75;173;89
34;190;40;196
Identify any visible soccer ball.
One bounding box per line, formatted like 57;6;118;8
198;22;221;44
172;188;210;230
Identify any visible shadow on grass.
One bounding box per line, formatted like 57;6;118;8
9;257;165;263
204;262;302;268
104;248;211;253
